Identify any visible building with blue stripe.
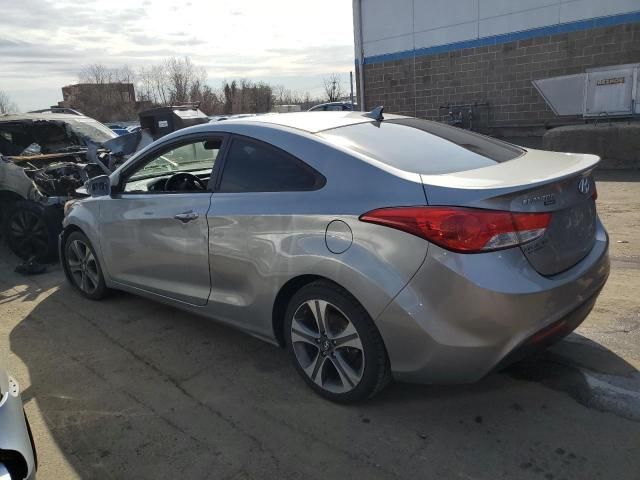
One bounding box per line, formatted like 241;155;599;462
353;0;640;138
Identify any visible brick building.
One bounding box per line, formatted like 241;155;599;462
60;83;136;106
58;83;140;122
353;1;640;139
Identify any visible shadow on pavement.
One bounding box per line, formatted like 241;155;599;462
0;274;50;305
9;285;640;479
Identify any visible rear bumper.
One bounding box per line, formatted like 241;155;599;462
375;218;610;384
492;285;601;372
0;372;37;479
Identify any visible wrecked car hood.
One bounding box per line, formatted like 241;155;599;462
0;129;149;201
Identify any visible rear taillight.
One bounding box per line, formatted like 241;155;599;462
360;206;551;253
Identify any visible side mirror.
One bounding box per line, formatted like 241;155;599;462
86;175;111;197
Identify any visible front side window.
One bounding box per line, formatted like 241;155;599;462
123;138;222;192
218;137;324;193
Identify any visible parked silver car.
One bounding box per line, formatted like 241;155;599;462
0;369;36;479
60;111;609;402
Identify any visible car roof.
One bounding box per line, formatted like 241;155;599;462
0;112;94;123
220;111;406;133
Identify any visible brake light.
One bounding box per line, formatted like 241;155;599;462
360;206;551;253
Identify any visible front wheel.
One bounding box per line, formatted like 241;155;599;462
63;231;108;300
284;281;390;403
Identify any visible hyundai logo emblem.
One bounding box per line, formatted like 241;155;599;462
578;177;591;195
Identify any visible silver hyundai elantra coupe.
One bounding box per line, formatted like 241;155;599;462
61;110;609;402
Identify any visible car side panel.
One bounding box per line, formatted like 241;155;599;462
204;133;430;341
206;207;429;340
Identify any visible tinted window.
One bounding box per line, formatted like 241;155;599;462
218;138;324;192
318;118;524;175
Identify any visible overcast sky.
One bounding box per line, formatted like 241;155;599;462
0;0;355;111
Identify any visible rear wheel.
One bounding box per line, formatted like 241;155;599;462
284;281;390;403
64;231;108;300
3;200;60;261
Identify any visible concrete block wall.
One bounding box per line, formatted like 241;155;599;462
361;21;640;132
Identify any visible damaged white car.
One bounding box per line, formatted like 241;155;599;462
0;108;147;262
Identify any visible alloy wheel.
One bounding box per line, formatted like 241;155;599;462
290;299;365;394
67;239;100;295
8;209;49;258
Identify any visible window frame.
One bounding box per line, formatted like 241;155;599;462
213;134;326;193
114;133;229;196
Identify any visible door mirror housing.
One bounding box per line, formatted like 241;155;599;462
86;175;111;197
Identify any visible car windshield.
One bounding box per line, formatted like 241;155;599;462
0;117;116;156
318;118;524;175
64;117;117;144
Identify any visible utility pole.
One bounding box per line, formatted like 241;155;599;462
350;71;354;105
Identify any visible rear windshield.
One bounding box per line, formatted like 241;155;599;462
318;118;524;174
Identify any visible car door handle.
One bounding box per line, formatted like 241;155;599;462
174;211;199;223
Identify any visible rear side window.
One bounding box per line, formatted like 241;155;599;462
318;118;524;175
218;137;325;193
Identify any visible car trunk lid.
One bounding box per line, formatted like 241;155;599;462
421;149;600;276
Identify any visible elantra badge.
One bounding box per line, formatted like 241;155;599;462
578;177;591;195
522;193;556;206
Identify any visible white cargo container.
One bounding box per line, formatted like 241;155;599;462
532;63;640;118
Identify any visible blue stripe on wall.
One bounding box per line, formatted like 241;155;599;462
360;10;640;65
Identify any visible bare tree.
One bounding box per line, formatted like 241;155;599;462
300;91;316;111
323;73;345;102
223;80;236;114
272;85;322;111
118;65;135;84
274;85;288;105
0;90;17;114
164;57;207;104
138;65;169;105
79;64;110;84
73;56;319;119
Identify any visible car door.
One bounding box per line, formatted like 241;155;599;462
205;135;326;334
99;134;226;306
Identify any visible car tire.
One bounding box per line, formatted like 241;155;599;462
284;280;391;403
63;231;109;300
2;200;61;262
